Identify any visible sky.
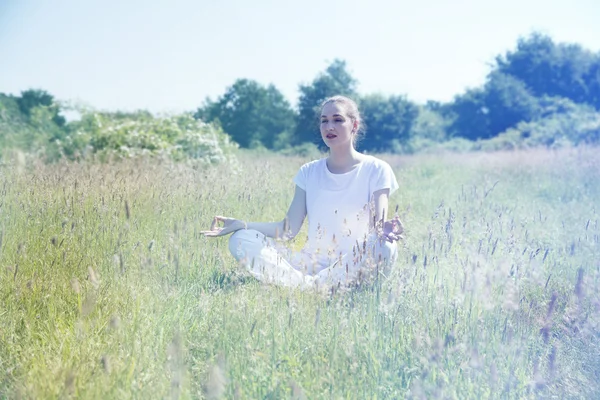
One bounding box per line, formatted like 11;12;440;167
1;0;599;113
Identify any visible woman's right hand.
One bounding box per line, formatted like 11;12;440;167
200;216;246;237
379;216;405;243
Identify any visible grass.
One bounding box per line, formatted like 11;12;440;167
0;147;599;399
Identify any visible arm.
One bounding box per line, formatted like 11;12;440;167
372;188;404;242
202;185;307;240
247;185;307;240
372;188;390;230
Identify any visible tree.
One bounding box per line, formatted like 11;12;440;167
359;94;419;152
17;89;66;126
495;33;598;107
584;60;600;109
483;72;540;136
448;73;539;140
294;60;358;146
410;106;450;144
0;90;70;160
194;79;295;149
446;88;490;140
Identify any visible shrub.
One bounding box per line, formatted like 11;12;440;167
62;111;238;164
494;102;600;149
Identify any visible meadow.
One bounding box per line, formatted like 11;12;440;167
0;147;599;399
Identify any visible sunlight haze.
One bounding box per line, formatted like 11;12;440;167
1;0;599;112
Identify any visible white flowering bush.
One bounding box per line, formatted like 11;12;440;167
61;111;238;164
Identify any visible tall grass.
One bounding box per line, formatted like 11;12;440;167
0;147;598;399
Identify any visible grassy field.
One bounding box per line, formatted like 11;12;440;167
1;147;599;399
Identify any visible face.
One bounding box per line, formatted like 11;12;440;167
320;102;356;149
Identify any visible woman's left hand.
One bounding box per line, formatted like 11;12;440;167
380;216;404;242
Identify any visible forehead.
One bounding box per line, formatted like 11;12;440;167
321;102;349;117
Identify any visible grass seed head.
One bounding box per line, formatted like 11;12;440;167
88;266;99;289
81;292;96;317
203;357;226;400
289;379;306;400
101;355;111;374
109;315;120;330
64;370;75;396
575;267;585;301
71;278;80;294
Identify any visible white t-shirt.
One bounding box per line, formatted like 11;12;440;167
293;155;399;269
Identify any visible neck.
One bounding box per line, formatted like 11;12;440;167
327;145;361;169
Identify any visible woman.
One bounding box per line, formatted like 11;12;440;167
202;95;403;290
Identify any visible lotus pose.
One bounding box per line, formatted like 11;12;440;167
202;95;403;290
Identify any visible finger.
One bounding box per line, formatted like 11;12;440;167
209;217;218;231
219;226;237;236
386;233;399;242
211;216;227;230
393;218;404;233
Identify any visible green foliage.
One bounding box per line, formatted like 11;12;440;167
496;33;600;108
483;72;540;134
186;34;599;153
448;73;540;140
294;60;358;146
444;88;488;140
64;111;238;164
5;33;600;161
443;34;600;142
17;88;65;126
482;101;600;150
1;91;237;165
194;79;295;149
359;94;419;152
0;94;30;150
410;105;450;143
402;105;454;154
0;93;66;161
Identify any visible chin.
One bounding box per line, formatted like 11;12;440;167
325;140;350;150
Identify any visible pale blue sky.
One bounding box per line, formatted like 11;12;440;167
1;0;599;113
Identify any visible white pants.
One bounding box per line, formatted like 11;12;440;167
228;229;398;290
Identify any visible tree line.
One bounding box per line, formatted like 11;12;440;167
195;33;600;152
1;33;599;162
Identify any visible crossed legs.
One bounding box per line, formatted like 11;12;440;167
228;229;398;290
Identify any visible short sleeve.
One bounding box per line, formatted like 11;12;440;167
371;160;399;195
293;163;308;190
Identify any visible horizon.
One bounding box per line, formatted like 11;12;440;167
1;0;599;113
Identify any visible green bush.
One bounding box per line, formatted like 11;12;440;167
487;101;600;150
0;94;56;160
469;97;600;151
62;111;238;164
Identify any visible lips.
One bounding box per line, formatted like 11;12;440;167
326;134;337;139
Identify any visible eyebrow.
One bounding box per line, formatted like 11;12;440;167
321;114;344;118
